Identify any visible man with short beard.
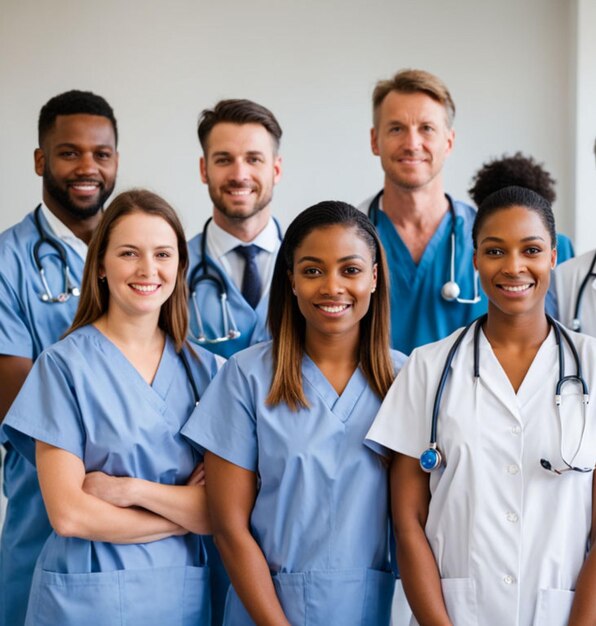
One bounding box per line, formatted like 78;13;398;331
187;99;283;361
0;90;118;626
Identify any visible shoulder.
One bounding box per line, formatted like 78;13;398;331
185;339;221;376
37;326;95;364
450;197;477;222
556;249;595;279
226;341;273;372
0;212;37;258
389;348;407;373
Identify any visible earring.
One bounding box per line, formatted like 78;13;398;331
292;288;297;295
99;275;106;283
371;287;376;293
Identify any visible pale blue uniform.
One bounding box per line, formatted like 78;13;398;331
182;342;406;625
0;208;84;626
187;233;272;360
363;193;487;355
2;326;219;626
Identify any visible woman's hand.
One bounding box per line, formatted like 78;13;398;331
83;472;133;508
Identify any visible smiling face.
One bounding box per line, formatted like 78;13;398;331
474;205;556;319
200;122;282;227
99;211;179;322
371;91;454;192
289;224;377;348
35;114;118;222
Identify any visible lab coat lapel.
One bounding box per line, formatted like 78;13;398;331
476;331;522;422
302;355;368;423
514;329;557;412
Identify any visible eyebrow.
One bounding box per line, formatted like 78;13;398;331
480;235;546;244
296;254;367;264
211;150;266;157
115;244;176;250
54;142;114;150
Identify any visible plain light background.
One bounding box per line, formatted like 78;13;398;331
1;0;595;251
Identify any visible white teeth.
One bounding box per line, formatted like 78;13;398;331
131;284;159;293
319;304;349;313
72;184;98;190
229;189;252;195
501;284;531;292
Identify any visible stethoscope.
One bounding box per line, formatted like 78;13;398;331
368;191;480;303
420;314;594;476
179;349;200;406
33;205;81;303
571;249;596;332
188;217;282;344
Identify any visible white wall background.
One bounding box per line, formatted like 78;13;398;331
1;0;592;250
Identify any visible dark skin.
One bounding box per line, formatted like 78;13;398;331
0;114;117;421
393;206;596;624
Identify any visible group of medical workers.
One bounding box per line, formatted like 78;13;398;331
0;68;595;626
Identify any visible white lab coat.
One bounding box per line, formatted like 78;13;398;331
366;322;596;626
554;249;596;336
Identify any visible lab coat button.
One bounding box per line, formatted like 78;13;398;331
507;464;519;475
506;512;519;523
511;425;521;435
503;575;515;585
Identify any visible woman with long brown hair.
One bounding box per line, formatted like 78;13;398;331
3;189;219;625
182;200;405;625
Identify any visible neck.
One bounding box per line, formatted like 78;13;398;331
382;176;448;229
304;327;359;369
95;307;164;350
483;304;550;349
43;193;102;245
212;207;271;243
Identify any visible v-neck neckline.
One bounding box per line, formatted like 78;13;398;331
301;353;368;423
87;325;174;400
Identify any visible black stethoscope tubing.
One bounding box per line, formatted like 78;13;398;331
179;348;200;406
421;313;589;472
33;205;81;303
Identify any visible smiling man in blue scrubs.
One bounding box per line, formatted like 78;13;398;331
359;69;487;354
0;90;118;626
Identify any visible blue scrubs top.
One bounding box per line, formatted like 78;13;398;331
182;342;406;626
2;326;219;626
0;208;84;626
546;233;575;318
187;233;271;359
369;194;487;355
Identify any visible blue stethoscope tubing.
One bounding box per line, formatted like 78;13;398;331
571;249;596;332
367;191;480;303
420;313;590;472
33;205;81;303
188;217;282;343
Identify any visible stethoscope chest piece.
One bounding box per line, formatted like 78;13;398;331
441;281;461;302
420;445;443;472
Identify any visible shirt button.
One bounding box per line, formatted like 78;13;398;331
506;512;519;523
511;425;522;435
507;464;520;475
503;575;515;585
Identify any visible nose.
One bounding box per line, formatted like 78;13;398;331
75;151;99;176
402;128;422;150
502;252;526;276
228;158;250;182
320;272;345;295
138;253;157;277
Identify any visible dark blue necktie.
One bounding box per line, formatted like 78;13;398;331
234;244;262;309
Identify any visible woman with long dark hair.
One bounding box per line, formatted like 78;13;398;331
182;200;405;625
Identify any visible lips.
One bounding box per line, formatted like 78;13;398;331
499;283;533;292
316;303;350;314
68;180;102;197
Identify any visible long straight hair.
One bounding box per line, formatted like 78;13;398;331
266;201;394;410
67;189;190;351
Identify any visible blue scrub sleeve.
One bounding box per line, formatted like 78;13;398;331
2;350;85;464
0;273;34;358
181;357;258;472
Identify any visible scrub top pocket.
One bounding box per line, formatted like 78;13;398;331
27;564;210;626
